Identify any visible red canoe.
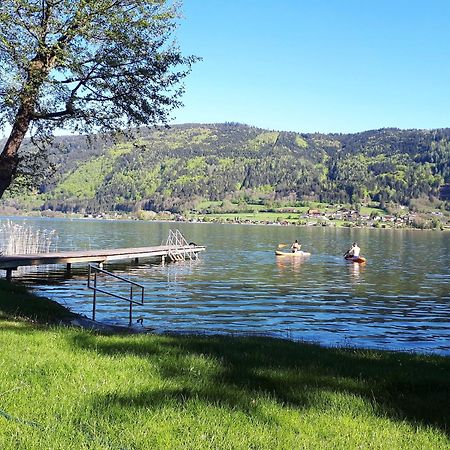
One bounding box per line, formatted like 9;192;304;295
345;255;366;264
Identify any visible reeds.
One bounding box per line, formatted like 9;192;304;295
0;220;58;255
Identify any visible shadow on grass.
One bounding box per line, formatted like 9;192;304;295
0;280;77;324
91;386;293;428
69;332;450;435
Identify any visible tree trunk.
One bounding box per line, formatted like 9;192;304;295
0;153;19;198
0;107;33;198
0;50;53;198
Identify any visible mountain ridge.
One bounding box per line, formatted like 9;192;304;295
2;122;449;214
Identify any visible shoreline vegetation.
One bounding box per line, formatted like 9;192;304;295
1;281;449;448
2;124;449;234
1;199;449;231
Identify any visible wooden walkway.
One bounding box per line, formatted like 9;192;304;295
0;244;205;279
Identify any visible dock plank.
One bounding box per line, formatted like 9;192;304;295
0;244;205;272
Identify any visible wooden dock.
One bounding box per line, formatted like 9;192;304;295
0;244;205;279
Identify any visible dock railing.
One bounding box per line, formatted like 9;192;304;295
165;229;198;261
87;264;144;326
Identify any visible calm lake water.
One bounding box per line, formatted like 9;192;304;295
1;217;449;355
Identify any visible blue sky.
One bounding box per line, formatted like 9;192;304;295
172;0;450;133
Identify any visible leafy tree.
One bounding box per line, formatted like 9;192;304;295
0;0;197;197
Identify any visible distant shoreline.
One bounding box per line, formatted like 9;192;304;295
0;211;448;232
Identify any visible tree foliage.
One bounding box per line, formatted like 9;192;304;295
5;123;449;214
0;0;197;197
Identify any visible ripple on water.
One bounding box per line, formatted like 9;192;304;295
3;218;449;355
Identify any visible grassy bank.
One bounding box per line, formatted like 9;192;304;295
0;280;76;323
1;282;449;449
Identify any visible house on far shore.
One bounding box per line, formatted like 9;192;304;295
307;208;321;216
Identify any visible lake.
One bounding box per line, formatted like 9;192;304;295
1;217;449;355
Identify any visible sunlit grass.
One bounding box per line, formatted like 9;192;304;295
203;211;300;222
0;284;449;449
192;202;387;225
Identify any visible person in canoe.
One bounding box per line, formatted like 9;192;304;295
291;239;302;253
344;242;360;258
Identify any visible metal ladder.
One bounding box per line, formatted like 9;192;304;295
87;264;144;326
165;229;198;262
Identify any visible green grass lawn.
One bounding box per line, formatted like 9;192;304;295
202;211;300;222
360;205;387;216
194;200;223;210
1;281;449;449
191;202;388;225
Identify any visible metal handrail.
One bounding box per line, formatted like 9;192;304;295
87;264;144;326
165;229;198;261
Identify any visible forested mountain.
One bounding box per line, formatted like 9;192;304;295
3;123;450;214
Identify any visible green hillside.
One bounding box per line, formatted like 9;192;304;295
3;123;450;216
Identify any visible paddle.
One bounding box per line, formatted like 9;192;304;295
277;243;288;248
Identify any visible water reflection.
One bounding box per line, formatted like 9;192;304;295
165;259;202;283
348;262;365;283
275;255;308;272
1;217;449;355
